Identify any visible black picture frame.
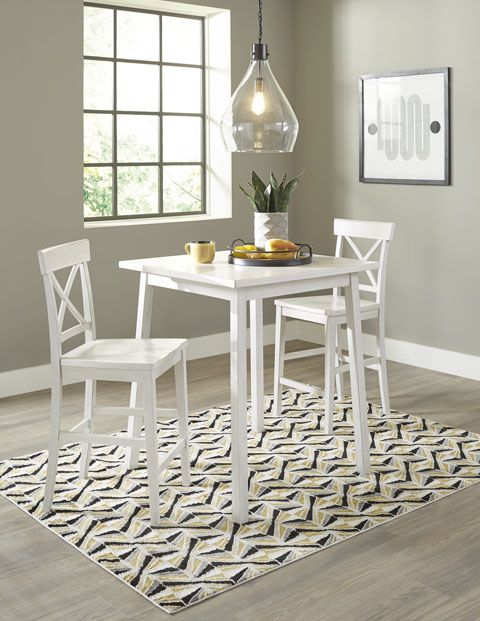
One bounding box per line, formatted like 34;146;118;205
359;67;450;185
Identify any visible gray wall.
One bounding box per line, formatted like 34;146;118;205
3;0;479;374
291;0;480;357
0;0;294;372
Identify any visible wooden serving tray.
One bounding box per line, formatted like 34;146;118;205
227;239;313;267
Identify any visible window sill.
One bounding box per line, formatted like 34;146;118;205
84;212;231;229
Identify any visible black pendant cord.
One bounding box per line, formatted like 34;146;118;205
251;0;268;63
257;0;263;78
258;0;263;44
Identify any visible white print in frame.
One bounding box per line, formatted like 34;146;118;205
359;68;450;185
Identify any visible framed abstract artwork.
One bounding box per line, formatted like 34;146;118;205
359;68;450;185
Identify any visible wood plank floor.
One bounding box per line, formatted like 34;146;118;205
1;341;480;621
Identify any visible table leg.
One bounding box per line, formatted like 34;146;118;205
230;291;249;523
344;273;371;475
126;272;153;469
249;299;264;433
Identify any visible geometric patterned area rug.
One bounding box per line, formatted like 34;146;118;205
1;390;480;614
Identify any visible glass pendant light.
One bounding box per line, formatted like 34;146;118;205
220;0;299;153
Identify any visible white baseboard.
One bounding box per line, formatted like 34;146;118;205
0;364;56;399
1;320;479;399
293;321;480;382
185;323;278;360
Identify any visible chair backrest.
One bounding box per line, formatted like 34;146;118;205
38;239;96;366
333;218;395;305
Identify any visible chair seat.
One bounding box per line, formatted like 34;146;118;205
275;295;379;317
61;338;187;370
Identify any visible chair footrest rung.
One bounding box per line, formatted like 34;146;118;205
93;406;178;419
284;347;325;361
59;431;145;449
280;377;321;394
336;356;381;374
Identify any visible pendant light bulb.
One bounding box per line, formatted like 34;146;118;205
252;78;266;116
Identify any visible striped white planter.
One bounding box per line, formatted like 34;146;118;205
254;212;289;249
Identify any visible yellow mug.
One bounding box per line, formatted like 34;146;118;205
184;240;215;264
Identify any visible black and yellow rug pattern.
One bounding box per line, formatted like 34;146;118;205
1;390;480;614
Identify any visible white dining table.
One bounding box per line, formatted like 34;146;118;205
119;251;378;524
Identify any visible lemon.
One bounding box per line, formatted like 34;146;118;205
232;244;257;258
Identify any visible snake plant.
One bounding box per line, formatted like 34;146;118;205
239;171;303;213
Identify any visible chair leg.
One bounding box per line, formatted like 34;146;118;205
324;320;336;434
175;350;191;487
377;315;391;416
79;379;96;479
273;306;287;417
43;374;62;514
335;324;345;401
143;373;160;526
125;382;142;470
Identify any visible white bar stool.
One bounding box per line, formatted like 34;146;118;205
272;218;395;433
38;239;191;526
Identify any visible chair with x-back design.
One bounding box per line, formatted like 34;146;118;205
272;219;395;433
38;239;190;526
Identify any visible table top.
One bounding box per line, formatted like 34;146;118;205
119;251;378;289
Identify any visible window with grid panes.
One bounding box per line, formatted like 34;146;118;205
83;3;205;220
